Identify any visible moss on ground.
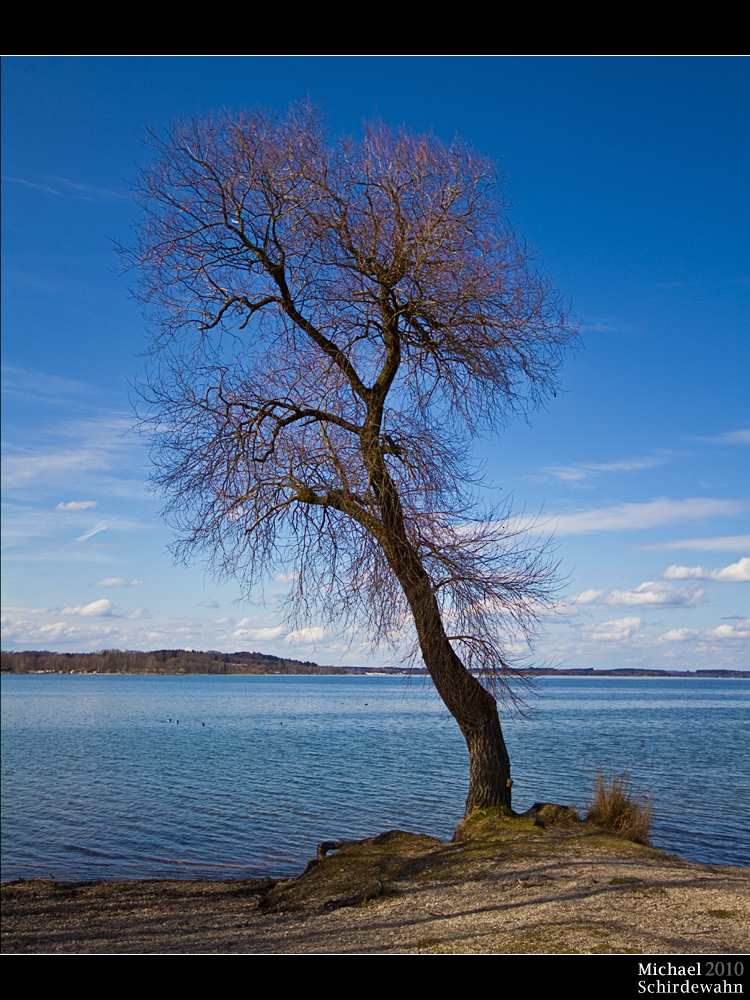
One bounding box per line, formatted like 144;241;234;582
258;802;663;915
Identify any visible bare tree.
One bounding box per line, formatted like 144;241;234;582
128;104;576;815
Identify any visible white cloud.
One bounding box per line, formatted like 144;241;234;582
549;498;747;536
573;581;705;608
708;623;750;639
1;615;77;642
571;589;605;605
659;622;750;642
60;599;117;617
663;557;750;582
581;617;642;641
285;626;325;644
37;623;83;640
611;582;704;607
92;578;143;587
4;606;326;658
643;535;750;552
658;628;698;642
56;500;98;511
232;625;285;641
198;597;220;608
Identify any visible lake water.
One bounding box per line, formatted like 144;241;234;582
1;673;748;881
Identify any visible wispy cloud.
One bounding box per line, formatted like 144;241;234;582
92;578;143;588
542;455;671;483
2;175;126;201
75;521;108;542
3;450;111;487
2;405;145;517
547;498;747;536
642;535;750;552
3;412;137;490
1;365;95;402
691;428;750;446
581;318;633;334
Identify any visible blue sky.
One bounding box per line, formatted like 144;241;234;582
2;57;748;670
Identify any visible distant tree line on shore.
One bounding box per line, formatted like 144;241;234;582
1;649;744;678
0;649;372;676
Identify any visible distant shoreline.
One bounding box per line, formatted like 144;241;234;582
2;650;750;681
1;649;747;679
4;670;749;678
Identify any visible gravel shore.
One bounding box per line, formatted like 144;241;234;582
3;810;748;955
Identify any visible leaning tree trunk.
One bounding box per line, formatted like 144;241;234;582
413;591;513;815
390;545;513;816
361;405;513;816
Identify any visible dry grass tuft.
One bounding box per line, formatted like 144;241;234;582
585;771;652;845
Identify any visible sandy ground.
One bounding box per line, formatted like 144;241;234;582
3;814;748;955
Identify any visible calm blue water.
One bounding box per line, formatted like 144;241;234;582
1;673;748;881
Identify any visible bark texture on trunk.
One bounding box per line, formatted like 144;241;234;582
463;708;512;815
